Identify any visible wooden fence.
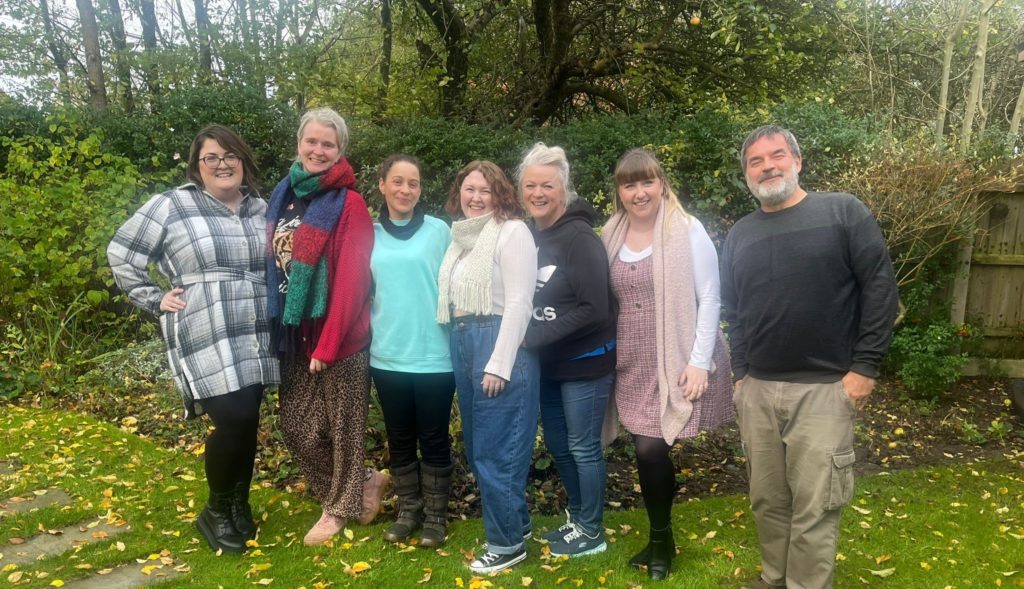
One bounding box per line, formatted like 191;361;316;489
951;184;1024;376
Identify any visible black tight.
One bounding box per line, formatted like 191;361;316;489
371;368;456;468
199;385;264;493
634;434;675;530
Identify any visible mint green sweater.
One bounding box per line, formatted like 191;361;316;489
369;215;453;373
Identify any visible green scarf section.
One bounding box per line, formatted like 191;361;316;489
289;161;325;200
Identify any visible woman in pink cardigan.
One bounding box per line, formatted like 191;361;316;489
601;149;733;581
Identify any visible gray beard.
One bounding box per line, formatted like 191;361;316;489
750;168;799;208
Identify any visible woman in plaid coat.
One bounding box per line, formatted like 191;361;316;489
108;125;280;554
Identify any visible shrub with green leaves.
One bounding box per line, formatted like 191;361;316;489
885;321;975;399
0;123;152;389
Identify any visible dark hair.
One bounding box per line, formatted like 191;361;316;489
186;125;261;194
739;125;802;170
378;154;421;181
445;160;524;221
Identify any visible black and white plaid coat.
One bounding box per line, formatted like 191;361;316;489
108;184;280;417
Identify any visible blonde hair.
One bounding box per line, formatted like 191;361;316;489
612;149;689;222
296;107;349;155
516;142;578;205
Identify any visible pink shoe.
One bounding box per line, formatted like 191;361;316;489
303;511;345;546
358;470;392;525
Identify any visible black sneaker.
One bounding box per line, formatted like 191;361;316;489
468;548;527;573
542;509;573;543
548;524;607;558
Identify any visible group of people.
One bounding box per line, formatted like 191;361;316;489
107;107;898;589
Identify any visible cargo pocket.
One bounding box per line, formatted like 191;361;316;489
825;449;856;511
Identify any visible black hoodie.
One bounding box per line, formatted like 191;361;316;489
523;199;617;381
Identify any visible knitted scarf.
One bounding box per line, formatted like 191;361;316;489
436;212;502;324
379;201;426;240
602;202;699;444
266;159;353;325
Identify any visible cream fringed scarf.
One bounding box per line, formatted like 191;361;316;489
601;203;700;445
436;212;502;324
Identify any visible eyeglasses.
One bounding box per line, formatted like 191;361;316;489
200;154;241;168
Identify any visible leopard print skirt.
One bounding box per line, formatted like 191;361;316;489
279;350;370;518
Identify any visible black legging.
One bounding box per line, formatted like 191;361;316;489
371;368;456;468
634;434;675;530
199;385;264;493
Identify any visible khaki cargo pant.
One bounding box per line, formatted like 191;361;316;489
734;376;858;589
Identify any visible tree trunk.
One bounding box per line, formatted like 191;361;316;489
235;0;266;93
39;0;72;103
194;0;213;75
75;0;107;109
1008;77;1024;147
961;0;998;154
415;0;470;117
140;0;160;101
105;0;134;112
374;0;393;122
936;1;969;144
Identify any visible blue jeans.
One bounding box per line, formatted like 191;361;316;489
539;373;613;536
451;316;539;554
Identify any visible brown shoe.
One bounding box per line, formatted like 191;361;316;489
357;469;392;525
303;511;345;546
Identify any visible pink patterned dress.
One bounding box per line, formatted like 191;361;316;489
610;253;733;439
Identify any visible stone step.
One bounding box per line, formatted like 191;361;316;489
0;488;73;518
0;518;128;567
62;558;185;589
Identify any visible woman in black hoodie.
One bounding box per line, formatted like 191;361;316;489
517;143;617;558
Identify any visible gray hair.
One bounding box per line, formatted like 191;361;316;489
516;142;578;204
739;125;801;170
296;107;349;155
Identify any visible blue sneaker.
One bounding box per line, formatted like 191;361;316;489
542;509;573;543
548;524;607;558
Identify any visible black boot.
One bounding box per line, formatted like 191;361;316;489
629;543;652;570
230;482;257;540
647;525;675;580
383;462;424;543
419;463;454;548
197;491;246;553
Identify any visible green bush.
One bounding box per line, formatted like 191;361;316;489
885;321;975;399
83;85;298;190
0;123;155;392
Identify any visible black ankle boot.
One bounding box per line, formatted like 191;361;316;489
647;525;675;580
230;482;257;540
629;542;652;569
197;491;246;553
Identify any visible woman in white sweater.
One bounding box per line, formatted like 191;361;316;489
437;160;538;574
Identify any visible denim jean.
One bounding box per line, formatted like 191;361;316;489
451;315;539;555
539;373;613;536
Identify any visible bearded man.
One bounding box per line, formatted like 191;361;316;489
720;125;899;589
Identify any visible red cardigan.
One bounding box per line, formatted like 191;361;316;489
304;191;374;363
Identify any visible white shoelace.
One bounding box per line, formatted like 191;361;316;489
476;551;501;565
562;523;596;543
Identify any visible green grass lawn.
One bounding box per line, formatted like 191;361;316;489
0;405;1021;588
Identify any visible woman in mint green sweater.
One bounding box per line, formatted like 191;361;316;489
370;154;456;548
